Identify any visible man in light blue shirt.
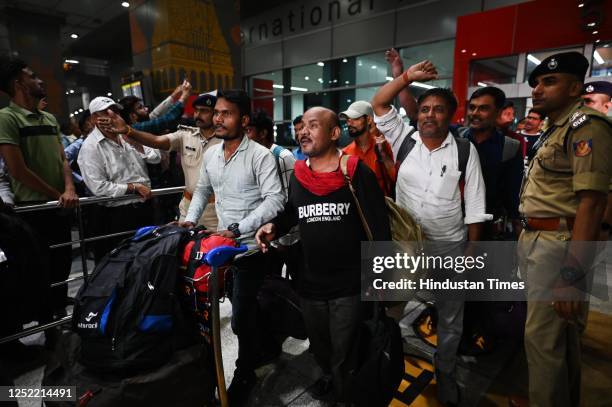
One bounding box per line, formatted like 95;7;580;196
181;90;285;406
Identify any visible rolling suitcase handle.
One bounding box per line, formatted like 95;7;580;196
204;244;248;407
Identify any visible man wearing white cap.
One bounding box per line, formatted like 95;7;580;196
96;91;222;229
340;100;396;196
77;96;161;261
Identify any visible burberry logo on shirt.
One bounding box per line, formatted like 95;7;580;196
298;202;351;223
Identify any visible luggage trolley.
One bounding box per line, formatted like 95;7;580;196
201;243;247;407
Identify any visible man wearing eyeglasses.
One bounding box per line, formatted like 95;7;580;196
518;108;544;162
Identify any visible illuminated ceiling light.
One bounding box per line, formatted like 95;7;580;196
273;98;276;101
272;84;284;89
346;99;352;103
412;81;435;89
594;50;604;64
578;3;584;7
477;82;488;87
69;89;75;94
107;92;112;96
595;39;601;43
385;76;393;81
357;61;362;66
273;125;277;130
70;33;79;39
304;76;309;80
69;113;74;117
371;65;377;69
333;79;337;83
65;91;69;95
345;80;349;84
587;22;596;27
79;108;84;112
471;52;477;56
342;58;348;63
65;59;80;64
527;54;541;65
290;86;308;92
317;62;324;67
592;30;598;34
121;2;130;7
318;78;323;83
461;49;467;53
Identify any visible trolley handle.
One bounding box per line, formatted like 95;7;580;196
204;245;248;267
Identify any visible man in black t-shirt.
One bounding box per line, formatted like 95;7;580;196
256;107;391;404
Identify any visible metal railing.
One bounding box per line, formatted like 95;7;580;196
0;186;185;345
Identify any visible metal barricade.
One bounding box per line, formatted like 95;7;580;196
0;186;185;345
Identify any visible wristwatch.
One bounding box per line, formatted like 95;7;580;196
228;223;241;238
560;266;584;285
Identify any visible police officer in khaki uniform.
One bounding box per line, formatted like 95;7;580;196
581;81;612;240
519;52;612;407
97;91;221;229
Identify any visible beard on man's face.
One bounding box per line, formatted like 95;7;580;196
347;125;366;138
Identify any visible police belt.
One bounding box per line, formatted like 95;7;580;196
520;216;575;231
183;189;215;204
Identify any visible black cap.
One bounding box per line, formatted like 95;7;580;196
583;81;612;98
192;91;217;108
528;51;589;87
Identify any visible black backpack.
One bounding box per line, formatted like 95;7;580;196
346;303;404;407
43;332;215;407
72;225;200;374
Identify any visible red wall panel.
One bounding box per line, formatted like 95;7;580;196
452;0;612;121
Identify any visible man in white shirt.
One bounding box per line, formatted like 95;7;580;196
78;96;161;261
372;61;491;405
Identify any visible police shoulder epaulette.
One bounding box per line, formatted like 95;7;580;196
569;110;590;130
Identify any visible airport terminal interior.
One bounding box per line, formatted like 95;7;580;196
0;0;611;406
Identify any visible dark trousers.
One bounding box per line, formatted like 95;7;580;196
266;242;301;279
300;294;365;401
19;208;72;312
230;252;268;373
90;202;154;263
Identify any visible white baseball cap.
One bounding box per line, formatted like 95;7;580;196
88;96;122;114
339;100;373;119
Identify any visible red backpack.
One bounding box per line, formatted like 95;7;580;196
180;230;238;342
181;232;237;295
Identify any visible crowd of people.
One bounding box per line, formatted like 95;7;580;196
0;48;611;407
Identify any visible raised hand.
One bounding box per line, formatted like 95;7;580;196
179;80;192;103
385;48;405;79
405;60;438;83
